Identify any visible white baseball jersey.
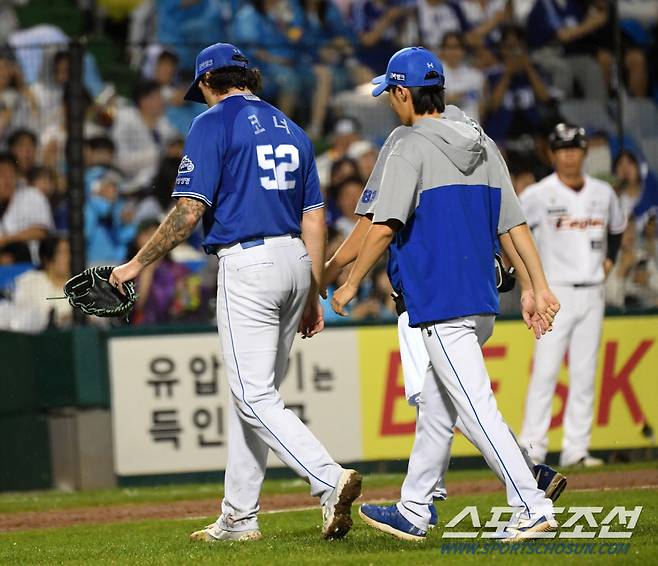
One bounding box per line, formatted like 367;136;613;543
520;173;626;285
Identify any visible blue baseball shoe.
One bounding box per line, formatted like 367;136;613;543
533;464;567;502
428;504;438;528
359;504;427;541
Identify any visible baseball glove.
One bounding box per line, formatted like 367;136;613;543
495;253;516;293
64;266;137;318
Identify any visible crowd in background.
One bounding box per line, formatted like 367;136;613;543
0;0;657;332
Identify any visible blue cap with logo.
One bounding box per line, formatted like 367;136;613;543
184;42;250;103
372;46;445;97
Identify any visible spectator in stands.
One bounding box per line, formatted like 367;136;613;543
300;0;367;139
350;0;414;74
148;48;201;136
128;219;204;326
84;166;136;264
414;0;466;53
346;139;378;182
509;165;536;197
614;149;658;221
0;50;36;138
155;0;229;71
7;128;37;184
30;50;69;132
526;0;612;101
619;0;656;97
331;175;363;238
316;116;362;187
463;0;509;42
483;25;552;143
112;80;177;193
27;165;65;230
10;235;73;331
40;86;103;178
583;130;612;177
440;31;484;121
233;0;312;120
625;257;658;308
604;217;658;309
0;153;54;264
462;0;511;68
27;165;57;201
84;136;116;168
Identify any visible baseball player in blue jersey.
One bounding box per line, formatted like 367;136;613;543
330;46;561;541
110;43;361;542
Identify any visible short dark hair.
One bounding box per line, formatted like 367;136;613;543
86;136;116;153
500;24;527;45
38;234;66;267
202;66;262;96
331;175;363;201
157;50;179;65
8;128;37;148
441;31;464;49
0;152;17;169
394;71;445;115
27;166;57;185
132;79;161;105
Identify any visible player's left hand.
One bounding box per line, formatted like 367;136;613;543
332;282;358;316
603;258;614;278
110;259;143;295
535;287;560;330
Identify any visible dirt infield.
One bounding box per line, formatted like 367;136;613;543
1;468;656;533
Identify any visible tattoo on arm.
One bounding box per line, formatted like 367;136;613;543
136;197;206;267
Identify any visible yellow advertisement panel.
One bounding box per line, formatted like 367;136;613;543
359;316;658;459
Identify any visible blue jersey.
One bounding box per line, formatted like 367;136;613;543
172;94;323;251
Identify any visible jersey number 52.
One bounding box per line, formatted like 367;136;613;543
257;144;300;191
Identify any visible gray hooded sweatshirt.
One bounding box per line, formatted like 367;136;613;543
356;106;526;326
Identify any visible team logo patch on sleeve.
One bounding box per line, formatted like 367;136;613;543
178;155;195;174
361;189;377;203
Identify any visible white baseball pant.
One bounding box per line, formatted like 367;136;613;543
520;284;604;466
398;315;553;530
215;235;343;532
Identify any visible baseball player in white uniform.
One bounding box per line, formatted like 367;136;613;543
330;46;561;541
519;124;626;467
111;43;362;542
325;124;568;522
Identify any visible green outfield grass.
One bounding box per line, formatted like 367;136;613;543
0;461;654;515
0;488;655;565
1;465;656;565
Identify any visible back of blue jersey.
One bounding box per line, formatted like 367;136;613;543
172;94;323;249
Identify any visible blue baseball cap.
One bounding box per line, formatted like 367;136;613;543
372;46;445;97
184;42;250;103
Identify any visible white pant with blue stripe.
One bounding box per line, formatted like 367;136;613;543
398;315;554;530
215;235;342;531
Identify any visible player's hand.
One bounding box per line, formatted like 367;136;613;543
603;258;614;278
520;290;546;339
110;259;143;295
298;297;324;339
534;288;560;330
332;282;358;316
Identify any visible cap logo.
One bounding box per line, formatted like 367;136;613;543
198;59;214;72
389;72;406;81
427;62;434;68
